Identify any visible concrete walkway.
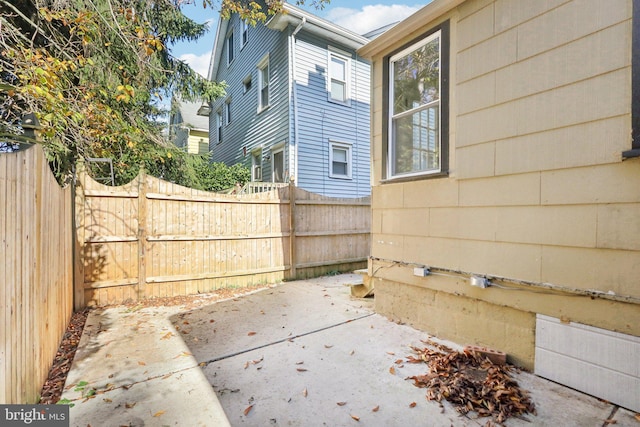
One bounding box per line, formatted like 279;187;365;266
61;274;639;426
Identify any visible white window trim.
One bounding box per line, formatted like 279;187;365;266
271;142;285;183
226;31;234;65
243;74;252;94
327;48;351;105
216;110;223;144
257;54;270;112
241;20;249;47
251;148;262;181
329;141;352;179
224;99;231;126
387;29;442;180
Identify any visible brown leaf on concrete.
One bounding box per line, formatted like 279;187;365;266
350;414;360;421
302;388;308;397
324;345;333;348
409;402;417;408
125;402;136;409
244;405;253;416
337;402;347;406
372;405;379;412
138;361;146;366
153;410;165;417
248;331;257;336
389;366;396;375
604;420;617;425
297;368;308;372
161;332;173;340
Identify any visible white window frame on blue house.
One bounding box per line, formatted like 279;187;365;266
327;48;351;105
224;98;231;125
257;54;270;112
241;19;249;47
251;148;262;181
226;30;234;65
216;110;223;144
329;140;352;179
271;143;285;183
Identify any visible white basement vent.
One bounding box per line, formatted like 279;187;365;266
535;314;640;412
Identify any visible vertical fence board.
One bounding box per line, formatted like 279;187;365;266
1;146;73;404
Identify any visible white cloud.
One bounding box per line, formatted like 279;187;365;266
179;51;211;78
325;4;424;35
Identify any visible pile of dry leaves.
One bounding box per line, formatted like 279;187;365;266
39;308;91;404
407;340;536;426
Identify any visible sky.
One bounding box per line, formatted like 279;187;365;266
171;1;427;78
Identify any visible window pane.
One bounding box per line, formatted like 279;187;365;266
332;161;347;176
392;36;439;115
331;57;346;80
331;80;346;101
392;105;439;175
273;151;284;183
333;147;347;162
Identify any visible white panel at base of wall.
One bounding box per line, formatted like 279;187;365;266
535;314;640;412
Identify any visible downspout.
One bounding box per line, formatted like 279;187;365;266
290;17;306;184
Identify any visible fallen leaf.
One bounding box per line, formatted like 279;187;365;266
248;331;257;336
182;320;189;325
604;420;617;425
297;368;307;372
350;414;360;421
153;410;165;417
244;405;253;416
138;361;146;366
389;366;396;375
395;359;403;364
349;350;355;355
386;351;395;355
634;414;640;422
244;361;249;369
324;345;333;348
161;373;172;379
209;319;215;323
337;402;347;406
161;332;173;340
302;388;308;397
372;405;379;412
125;402;136;409
173;351;192;358
103;398;112;403
198;362;206;367
409;402;417;408
296;361;304;365
105;354;112;358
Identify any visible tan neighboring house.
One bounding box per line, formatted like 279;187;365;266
358;0;639;412
169;99;210;155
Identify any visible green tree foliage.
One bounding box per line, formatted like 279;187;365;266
0;0;328;187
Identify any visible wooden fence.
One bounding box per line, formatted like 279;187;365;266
1;145;74;404
75;167;370;308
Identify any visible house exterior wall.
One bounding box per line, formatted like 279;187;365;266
293;33;372;198
209;15;291;181
187;129;209;155
207;5;372;197
362;0;639;370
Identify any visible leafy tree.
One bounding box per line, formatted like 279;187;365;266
0;0;328;186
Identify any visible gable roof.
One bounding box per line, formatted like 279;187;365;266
358;0;465;59
206;2;370;81
174;99;209;132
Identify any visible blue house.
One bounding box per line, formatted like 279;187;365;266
200;1;372;197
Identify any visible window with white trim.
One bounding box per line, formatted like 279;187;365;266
328;52;350;103
241;20;249;47
387;25;448;179
272;147;284;183
216;110;223;143
329;141;352;179
257;55;269;111
226;31;234;65
224;99;231;125
251;150;262;181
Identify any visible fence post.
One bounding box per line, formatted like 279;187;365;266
289;179;296;279
73;161;86;310
137;166;147;300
